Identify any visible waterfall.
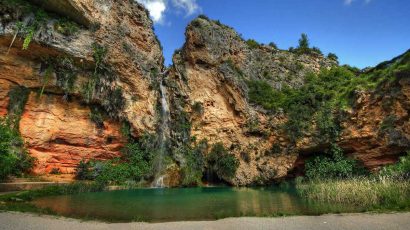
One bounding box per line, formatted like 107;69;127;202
152;80;171;188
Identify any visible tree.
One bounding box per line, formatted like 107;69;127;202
0;118;34;181
327;53;339;62
268;42;278;49
297;33;310;54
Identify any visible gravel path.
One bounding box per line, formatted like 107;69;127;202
1;212;409;230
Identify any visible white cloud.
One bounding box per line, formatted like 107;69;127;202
344;0;372;5
136;0;167;23
136;0;200;24
172;0;200;16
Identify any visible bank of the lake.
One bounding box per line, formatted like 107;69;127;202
1;212;410;230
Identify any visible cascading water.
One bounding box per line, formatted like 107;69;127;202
152;79;171;188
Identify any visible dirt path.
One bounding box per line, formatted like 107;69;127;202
1;212;409;230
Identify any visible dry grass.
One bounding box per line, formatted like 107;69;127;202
296;177;410;208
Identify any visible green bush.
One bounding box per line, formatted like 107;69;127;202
379;115;397;134
246;39;260;49
75;138;154;185
0;118;34;181
327;53;339;62
54;18;79;36
379;152;410;179
295;33;310;54
191;101;204;115
304;144;364;180
181;140;207;186
89;106;105;129
75;160;92;180
207;143;239;180
246;80;283;110
268;42;278;49
311;46;323;55
7;86;29;127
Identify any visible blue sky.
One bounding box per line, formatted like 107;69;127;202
137;0;410;68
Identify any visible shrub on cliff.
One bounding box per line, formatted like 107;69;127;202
181;140;208;186
304;144;365;180
207;143;239;180
246;39;260;49
379;152;410;179
74;138;154;185
94;142;153;185
0;118;34;181
295;33;310;54
327;53;339;62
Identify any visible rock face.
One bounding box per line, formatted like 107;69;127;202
337;77;410;168
0;2;408;185
0;0;163;177
20;93;126;174
166;17;410;185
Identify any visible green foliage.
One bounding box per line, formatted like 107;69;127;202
191;101;204;115
225;59;244;77
54;18;79;36
92;43;108;74
316;105;341;141
247;65;391;142
81;75;97;103
379;115;397;134
267;143;282;156
198;14;210;21
20;8;48;50
207;143;239;180
50;168;61;175
240;151;251;163
268;42;278;49
22;26;35;50
81;43;125;118
53;57;78;96
327;53;339;62
120;121;132;140
246;39;260;49
181;140;207;186
379;152;410;179
0;118;34;181
89;106;105;129
75;136;155;185
75;160;92;180
3;0;32;11
291;33;324;56
38;65;53;98
305;144;364;180
246;80;284;110
7;86;29;128
295;33;310;54
311;46;323;55
296;177;410;208
244;116;263;135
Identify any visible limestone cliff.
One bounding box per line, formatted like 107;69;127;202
166;17;410;185
1;1;408;186
0;0;164;177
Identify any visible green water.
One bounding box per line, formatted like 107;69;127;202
32;187;362;222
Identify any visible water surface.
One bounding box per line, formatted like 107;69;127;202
32;187;362;222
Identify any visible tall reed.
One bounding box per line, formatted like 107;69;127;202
296;177;410;208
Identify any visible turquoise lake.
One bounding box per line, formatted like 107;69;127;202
32;187;363;222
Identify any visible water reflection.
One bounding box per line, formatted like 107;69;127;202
32;187;361;222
